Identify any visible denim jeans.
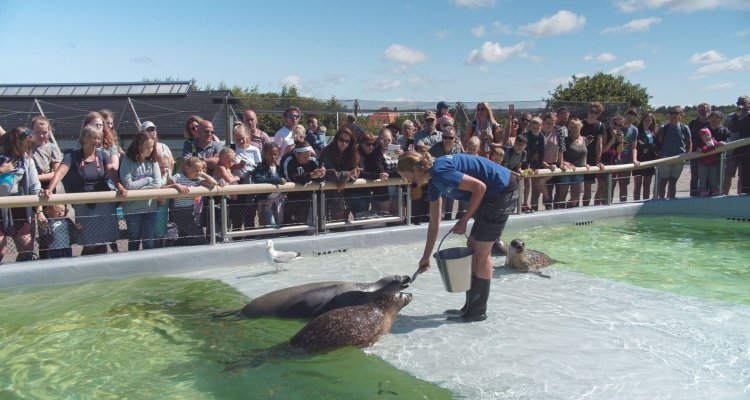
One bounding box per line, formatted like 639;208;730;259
124;211;157;251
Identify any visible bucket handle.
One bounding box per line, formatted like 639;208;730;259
436;230;469;253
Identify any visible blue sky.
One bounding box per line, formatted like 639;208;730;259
1;0;748;107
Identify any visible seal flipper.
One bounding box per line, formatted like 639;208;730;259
210;308;245;320
531;271;552;279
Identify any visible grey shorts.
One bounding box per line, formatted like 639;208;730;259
469;184;518;242
658;162;685;179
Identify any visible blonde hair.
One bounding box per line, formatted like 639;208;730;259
292;124;307;143
219;147;235;159
182;156;204;171
528;117;543;127
466;136;481;153
397;151;434;175
567;118;583;134
233;122;248;137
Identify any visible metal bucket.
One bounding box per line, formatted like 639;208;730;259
433;232;472;293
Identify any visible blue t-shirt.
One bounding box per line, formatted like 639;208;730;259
427;154;512;202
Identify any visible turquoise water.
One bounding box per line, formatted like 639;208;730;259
514;216;750;304
0;277;451;399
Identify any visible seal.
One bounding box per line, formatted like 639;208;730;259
504;239;554;278
290;291;412;351
214;275;411;319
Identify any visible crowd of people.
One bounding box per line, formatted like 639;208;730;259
0;95;748;262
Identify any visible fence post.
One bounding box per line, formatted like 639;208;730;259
516;177;524;214
719;151;726;195
405;185;412;225
397;186;404;224
320;190;327;232
208;197;217;245
220;197;228;241
653;167;660;199
606;173;613;205
312;192;319;234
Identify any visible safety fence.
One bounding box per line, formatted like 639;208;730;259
1;138;748;264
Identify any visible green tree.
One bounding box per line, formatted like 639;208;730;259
547;72;652;110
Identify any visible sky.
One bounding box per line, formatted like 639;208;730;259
0;0;748;108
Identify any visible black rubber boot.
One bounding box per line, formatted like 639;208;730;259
444;288;471;315
447;277;490;322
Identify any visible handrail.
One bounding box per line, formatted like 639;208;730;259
1;137;748;208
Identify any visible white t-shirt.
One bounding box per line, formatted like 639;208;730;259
233;145;262;180
273;126;294;162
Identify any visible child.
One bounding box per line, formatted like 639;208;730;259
501;135;528;178
167;157;217;246
214;148;241;187
154;154;172;247
489;146;505;165
40;204;78;259
697;127;721;196
253;142;287;227
465;136;481;156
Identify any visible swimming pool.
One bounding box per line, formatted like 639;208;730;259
1;199;749;399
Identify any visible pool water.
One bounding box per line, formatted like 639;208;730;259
515;216;750;305
0;277;451;399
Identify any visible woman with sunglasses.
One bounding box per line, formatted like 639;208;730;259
463;102;502;159
354;132;390;218
0;127;43;262
398;151;517;322
319;127;360;221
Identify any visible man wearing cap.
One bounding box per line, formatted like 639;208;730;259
182;120;224;173
140;121;173;164
724;95;750;194
242;109;270;152
414;111;442;153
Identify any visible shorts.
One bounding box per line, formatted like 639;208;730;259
583;173;597;183
470;182;517;242
658;162;685;179
634;167;655;176
558;174;584;184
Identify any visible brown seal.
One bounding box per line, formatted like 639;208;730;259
504;239;554;278
290;291;412;351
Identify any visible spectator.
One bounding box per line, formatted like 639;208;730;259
556;106;571;129
168;157;216;246
281;141;325;224
0;127;43;262
355;132;390;218
436;101;453;120
463;102;502;159
214;147;240;187
44;124;127;256
140;121;173;166
253;142;286;227
82;111;121;171
503;104;531;146
427;126;464;220
549;106;571;207
724;96;750;195
184;115;220;143
501;134;528;178
319;127;360;221
230;122;262;182
375;128;400;214
633;113;659;200
600;115;626;204
242;109;271;151
696;128;722;196
581;102;606;206
30;116;63;193
414;111;442;153
532;112;565;210
617;110;641;202
523;117;545;212
465;136;481;155
154;154;173;247
39;203;77;259
688;103;711;197
182;120;224;174
120;131;161;251
558;118;593;208
396;120;416;152
345;114;366;141
273;106;301;159
305;117;326;154
655;106;692;199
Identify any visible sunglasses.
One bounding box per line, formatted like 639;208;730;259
288;114;301;119
189;125;199;131
442;136;456;141
589;109;601;114
338;138;351;144
520;118;530;123
146;127;157;132
364;142;377;147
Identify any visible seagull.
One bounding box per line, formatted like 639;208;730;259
266;239;302;273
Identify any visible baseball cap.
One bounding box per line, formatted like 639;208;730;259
423;110;436;120
139;121;156;132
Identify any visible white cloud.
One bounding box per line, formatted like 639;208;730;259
466;41;528;64
688;50;726;64
549;73;587;87
609;60;647;75
492;21;512;35
434;30;450;39
597;53;617;62
368;79;402;91
408;76;429;88
450;0;496;8
479;66;490;73
601;17;662;34
391;65;409;74
691;54;750;78
582;54;593;61
519;10;585;37
383;44;427;65
614;0;750;13
471;25;487;37
733;28;750;38
281;74;301;88
704;82;737;91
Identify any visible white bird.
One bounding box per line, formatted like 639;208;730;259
265;239;302;273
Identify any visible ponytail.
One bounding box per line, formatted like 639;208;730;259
397;151;434;174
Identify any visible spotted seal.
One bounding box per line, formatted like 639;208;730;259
213;275;411;319
290;291;412;351
504;239;554;278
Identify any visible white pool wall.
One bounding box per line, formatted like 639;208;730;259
0;196;747;290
